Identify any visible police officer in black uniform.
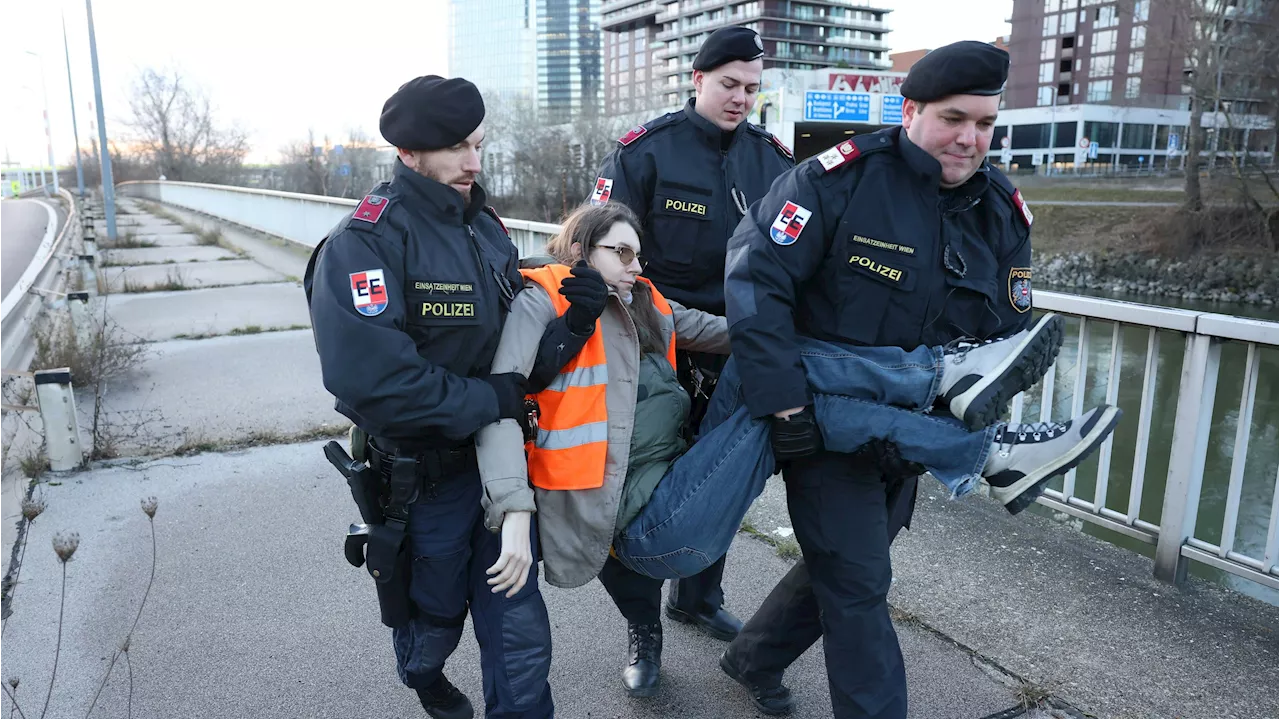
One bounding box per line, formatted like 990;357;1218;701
305;76;608;719
722;42;1033;718
587;26;794;696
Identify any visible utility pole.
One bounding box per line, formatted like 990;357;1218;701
63;12;85;198
25;51;59;195
85;0;117;240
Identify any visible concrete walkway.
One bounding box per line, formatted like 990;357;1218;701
1;199;1274;719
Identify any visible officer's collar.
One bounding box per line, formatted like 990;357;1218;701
896;129;991;198
391;158;487;224
684;98;748;150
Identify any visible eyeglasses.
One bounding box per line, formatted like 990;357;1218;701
595;244;647;269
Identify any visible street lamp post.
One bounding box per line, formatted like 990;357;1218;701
85;0;117;241
62;12;86;198
24;51;59;195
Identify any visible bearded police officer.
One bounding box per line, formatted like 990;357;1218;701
587;25;794;697
723;42;1040;718
305;76;608;719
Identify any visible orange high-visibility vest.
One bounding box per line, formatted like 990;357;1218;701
520;264;677;491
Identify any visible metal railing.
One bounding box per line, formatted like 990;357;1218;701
116;180;1280;591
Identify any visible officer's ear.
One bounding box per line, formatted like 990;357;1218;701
692;70;705;95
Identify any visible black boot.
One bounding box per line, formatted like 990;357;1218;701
622;622;663;698
415;675;474;719
665;598;743;641
719;650;795;716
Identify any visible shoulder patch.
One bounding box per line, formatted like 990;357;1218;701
767;133;794;161
483;206;510;236
352;194;389;224
815;140;862;172
619;125;647;146
1012;190;1034;227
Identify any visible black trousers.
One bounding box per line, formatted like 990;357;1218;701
597;554;728;625
726;457;918;719
595;349;732;625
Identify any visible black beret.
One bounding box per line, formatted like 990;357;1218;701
379;76;485;151
900;41;1010;103
693;26;765;71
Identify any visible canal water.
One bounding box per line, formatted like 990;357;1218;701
1024;287;1278;605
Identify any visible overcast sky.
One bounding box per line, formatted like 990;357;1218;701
2;0;1010;168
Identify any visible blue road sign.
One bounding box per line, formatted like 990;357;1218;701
334;145;344;155
1167;133;1179;152
339;164;351;176
881;95;904;124
804;91;871;122
1088;141;1099;159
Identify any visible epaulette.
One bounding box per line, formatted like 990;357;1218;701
984;164;1033;228
483;206;510;236
345;185;397;231
746;124;794;161
812;133;891;174
616;112;681;148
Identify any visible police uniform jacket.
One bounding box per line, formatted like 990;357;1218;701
304;159;524;447
593;98;794;315
725;126;1036;419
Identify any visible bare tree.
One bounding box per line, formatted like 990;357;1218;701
275;129;385;199
125;67;249;184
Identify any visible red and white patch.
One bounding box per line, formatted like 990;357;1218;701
590;177;614;206
816;140;861;172
353;194;389;224
1012;189;1034;227
618;125;647;146
769;202;812;246
350;269;389;317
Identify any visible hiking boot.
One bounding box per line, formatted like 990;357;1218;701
719;650;795;716
941;314;1066;431
415;675;474;719
622;622;663;698
984;405;1123;515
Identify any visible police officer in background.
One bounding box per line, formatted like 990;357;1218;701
305;76;608;719
723;42;1035;718
588;26;794;697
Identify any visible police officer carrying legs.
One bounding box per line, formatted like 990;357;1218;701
304;76;600;719
587;25;794;698
723;42;1037;718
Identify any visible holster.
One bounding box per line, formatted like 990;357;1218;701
677;350;727;443
363;453;419;629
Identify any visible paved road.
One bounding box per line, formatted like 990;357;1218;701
1;199;53;298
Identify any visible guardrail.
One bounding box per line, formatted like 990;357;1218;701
117;180;1280;591
1;189;80;370
116;181;558;257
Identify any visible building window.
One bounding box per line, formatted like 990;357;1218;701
1043;13;1059;35
635;37;645;52
1040;62;1056;83
1094;29;1117;53
1062;0;1078;8
1060;58;1072;72
1125;76;1141;99
1044;0;1059;11
1089;54;1114;78
1061;11;1077;34
636;52;647;68
1134;0;1150;21
1128;51;1143;74
1063;36;1076;49
1084;121;1120;146
1059;82;1071;97
1076;58;1083;71
1095;5;1119;27
1086;80;1112;102
1038;86;1055;106
1131;25;1146;49
1042;38;1057;60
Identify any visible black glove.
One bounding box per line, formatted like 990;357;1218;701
769;407;824;463
483;373;528;421
559;260;608;336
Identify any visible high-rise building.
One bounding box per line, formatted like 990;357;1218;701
449;0;603;121
601;0;893;117
1005;0;1182;109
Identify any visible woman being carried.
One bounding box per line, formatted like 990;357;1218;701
476;202;1120;596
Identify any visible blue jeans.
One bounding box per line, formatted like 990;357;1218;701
613;337;997;580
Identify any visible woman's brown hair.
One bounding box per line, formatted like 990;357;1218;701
544;203;667;356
